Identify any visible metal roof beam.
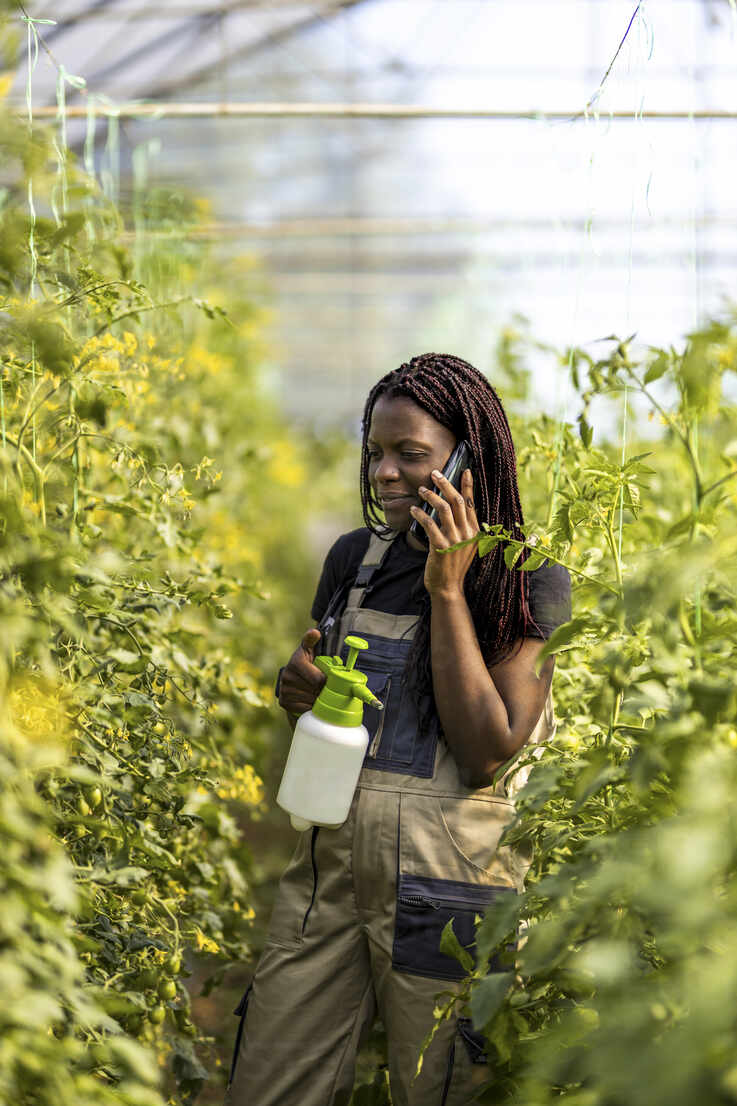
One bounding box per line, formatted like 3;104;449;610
27;102;737;120
135;0;372;102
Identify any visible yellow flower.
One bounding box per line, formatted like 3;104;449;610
194;456;214;480
194;927;220;955
9;675;71;746
216;764;265;805
20;489;42;517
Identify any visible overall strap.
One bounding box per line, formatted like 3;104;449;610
317;530;397;644
354;530;397;606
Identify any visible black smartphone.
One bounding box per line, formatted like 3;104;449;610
408;439;473;548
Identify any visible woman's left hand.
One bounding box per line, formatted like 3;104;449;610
410;468;480;599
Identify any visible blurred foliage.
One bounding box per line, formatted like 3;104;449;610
430;309;737;1106
0;32;352;1105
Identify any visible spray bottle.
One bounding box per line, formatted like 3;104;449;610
276;635;384;831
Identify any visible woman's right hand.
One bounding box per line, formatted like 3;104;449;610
277;628;327;717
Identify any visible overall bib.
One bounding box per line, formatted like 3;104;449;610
225;531;556;1106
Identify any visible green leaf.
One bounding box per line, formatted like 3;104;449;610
643;351;669;383
554;502;574;543
470;972;513;1029
518;548;548;571
623;450;655;469
476;895;522;964
87;866;150;887
503;542;523;569
665;512;696;540
439;918;474;972
105;1035;161;1084
533;616;589;673
577;411;593;447
477;533;501;557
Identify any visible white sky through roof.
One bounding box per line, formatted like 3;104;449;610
11;0;737;440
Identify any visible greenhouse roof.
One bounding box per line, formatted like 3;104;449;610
8;0;737;433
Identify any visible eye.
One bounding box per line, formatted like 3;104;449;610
367;449;380;459
401;452;424;460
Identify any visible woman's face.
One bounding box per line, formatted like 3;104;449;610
367;394;457;546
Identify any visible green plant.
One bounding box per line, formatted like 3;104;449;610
0;50;352;1105
432;315;737;1106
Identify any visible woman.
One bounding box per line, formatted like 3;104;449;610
225;353;571;1106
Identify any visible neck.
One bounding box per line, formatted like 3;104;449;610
404;529;427;553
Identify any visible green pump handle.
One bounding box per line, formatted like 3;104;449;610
311;634;384;727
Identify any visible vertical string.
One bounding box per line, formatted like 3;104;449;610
688;24;702;636
547;97;599;529
54;65;87;534
25;17;38;300
84;96;97;243
132;143;147;284
51;67;66;230
132;138;161;285
617;6;647;566
101;107;120;207
25;17;39;471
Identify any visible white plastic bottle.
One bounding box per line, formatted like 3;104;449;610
276;635;384;831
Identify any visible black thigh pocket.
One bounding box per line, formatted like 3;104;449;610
392;874;515;981
227;982;253;1089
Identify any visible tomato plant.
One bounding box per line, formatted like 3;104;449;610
0;42;351;1104
429;313;737;1106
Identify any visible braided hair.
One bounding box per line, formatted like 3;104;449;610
359;352;544;738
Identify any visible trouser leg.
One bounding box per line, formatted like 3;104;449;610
225;810;375;1106
353;788;507;1106
370;944;489;1106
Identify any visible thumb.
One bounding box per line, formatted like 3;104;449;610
300;627;323;661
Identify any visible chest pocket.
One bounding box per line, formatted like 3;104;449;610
341;633;438;779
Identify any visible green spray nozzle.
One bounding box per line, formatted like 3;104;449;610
344;635;365;671
312;634;384;726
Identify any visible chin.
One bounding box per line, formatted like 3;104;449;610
383;507;412;530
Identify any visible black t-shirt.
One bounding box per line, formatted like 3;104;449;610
311;527;571;638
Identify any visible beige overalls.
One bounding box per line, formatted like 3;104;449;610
225;531;556;1106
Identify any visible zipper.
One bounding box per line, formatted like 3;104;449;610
368;675;390;757
399;885;509;911
440;1038;456;1105
227;982;253;1089
398;893;442;909
300;826;320;936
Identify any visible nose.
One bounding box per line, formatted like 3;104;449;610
374;455;400;483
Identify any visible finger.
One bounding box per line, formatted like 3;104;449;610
461;468;478;524
284;660;325;692
429;469;467;529
300;627;322;660
409;504;448;548
419;484;458;532
281;698;318;716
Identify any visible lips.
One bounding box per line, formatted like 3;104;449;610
379;494;413;504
